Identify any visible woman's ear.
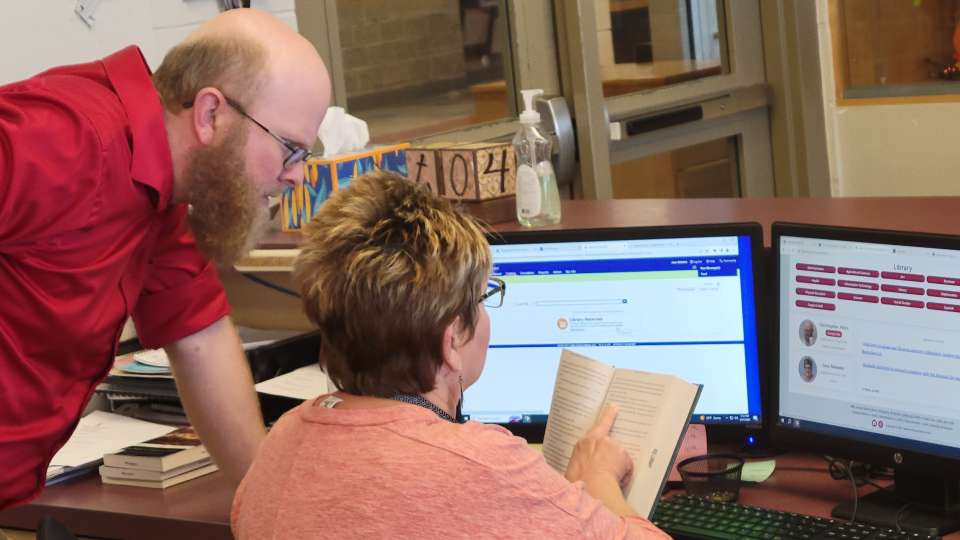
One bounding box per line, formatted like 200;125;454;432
440;316;464;375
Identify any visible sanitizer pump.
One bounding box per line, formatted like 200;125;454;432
513;89;561;227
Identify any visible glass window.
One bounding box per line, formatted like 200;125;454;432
335;0;513;144
596;0;728;98
836;0;960;99
611;136;740;198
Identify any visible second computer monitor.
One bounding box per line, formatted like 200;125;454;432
772;223;960;532
464;223;764;438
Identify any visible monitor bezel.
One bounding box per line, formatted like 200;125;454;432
771;221;960;477
479;222;767;442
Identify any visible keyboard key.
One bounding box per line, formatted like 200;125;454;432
651;496;942;540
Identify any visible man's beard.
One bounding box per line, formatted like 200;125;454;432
185;126;270;267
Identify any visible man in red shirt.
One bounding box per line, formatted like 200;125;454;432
0;8;331;508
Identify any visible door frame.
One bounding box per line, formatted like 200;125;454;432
555;0;775;199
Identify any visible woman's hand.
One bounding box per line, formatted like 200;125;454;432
564;404;634;491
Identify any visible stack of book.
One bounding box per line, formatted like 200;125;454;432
99;427;218;489
46;411;176;487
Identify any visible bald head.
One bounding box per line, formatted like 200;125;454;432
154;7;331;144
188;9;330;145
185;9;328;99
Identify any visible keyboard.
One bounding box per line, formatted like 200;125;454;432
651;495;941;540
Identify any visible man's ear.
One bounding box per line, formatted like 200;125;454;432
440;317;464;375
190;87;226;145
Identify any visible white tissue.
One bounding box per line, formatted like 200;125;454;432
319;107;369;158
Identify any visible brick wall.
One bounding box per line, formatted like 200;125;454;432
337;0;467;105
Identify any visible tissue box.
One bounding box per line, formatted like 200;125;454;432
280;143;410;231
406;142;516;202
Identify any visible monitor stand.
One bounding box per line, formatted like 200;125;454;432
831;470;960;535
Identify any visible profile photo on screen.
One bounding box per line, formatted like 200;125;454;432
799;356;817;383
798;319;817;347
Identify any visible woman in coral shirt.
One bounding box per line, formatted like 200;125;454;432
232;171;670;539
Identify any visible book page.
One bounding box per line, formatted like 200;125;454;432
541;350;615;473
603;370;699;517
49;411;175;468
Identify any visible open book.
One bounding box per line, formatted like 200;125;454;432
542;349;702;518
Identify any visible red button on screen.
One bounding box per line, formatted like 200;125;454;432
797;276;837;286
881;271;924;283
838;280;879;291
880;284;924;295
838;292;879;303
796;288;836;299
796;300;836;311
796;263;836;273
838;267;879;278
927;302;960;313
881;297;924;308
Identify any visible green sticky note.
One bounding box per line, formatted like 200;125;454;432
741;459;776;483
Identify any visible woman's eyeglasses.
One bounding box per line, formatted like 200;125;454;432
480;277;506;308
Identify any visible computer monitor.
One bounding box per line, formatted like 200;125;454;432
464;223;765;442
772;222;960;533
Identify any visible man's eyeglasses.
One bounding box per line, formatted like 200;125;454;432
182;94;313;169
480;277;506;308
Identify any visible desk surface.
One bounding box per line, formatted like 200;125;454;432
5;197;960;538
0;471;234;540
257;196;960;252
4;453;958;539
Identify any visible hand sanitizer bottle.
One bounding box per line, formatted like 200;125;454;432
514;89;561;227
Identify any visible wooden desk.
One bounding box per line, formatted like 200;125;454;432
248;197;960;266
4;453;958;539
4;197;960;538
0;472;233;540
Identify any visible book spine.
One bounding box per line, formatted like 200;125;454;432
102;455;162;471
99;466;165;482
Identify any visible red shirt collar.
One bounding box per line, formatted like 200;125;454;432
101;46;174;211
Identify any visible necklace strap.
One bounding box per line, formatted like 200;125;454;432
390;393;461;423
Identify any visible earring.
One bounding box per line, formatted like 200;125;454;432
456;375;464;423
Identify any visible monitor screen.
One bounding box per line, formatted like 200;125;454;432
774;224;960;463
464;224;764;432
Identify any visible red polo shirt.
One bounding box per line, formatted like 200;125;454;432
0;46;230;508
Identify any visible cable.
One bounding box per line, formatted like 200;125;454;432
894;502;913;534
846;459;859;524
822;457;932;534
240;272;301;298
823;456;860;524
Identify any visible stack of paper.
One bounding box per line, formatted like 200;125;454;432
118;349;171;375
255;364;333;400
46;411;175;486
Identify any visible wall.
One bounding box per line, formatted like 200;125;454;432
335;0;466;107
841;0;956;88
0;0;296;84
815;0;960;196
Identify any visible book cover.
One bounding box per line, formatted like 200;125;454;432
102;427;209;472
99;462;219;489
542;349;702;518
